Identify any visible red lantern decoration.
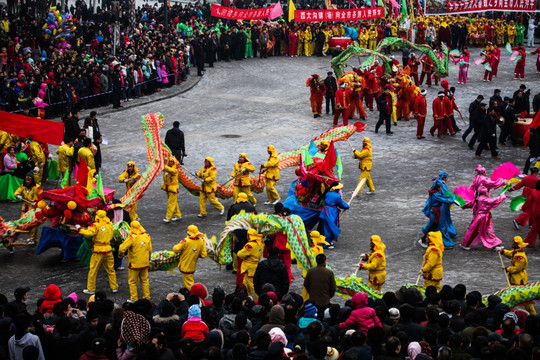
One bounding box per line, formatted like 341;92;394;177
63;209;72;219
73;211;91;225
42;205;58;218
35;211;45;220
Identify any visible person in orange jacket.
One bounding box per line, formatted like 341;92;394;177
414;89;428;139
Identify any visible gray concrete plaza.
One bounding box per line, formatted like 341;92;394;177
1;49;539;305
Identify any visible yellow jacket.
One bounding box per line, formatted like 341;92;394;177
363;250;386;285
78;147;95;170
80;217;114;253
30;141;46;168
173;236;207;274
161;163;179;193
262;149;280;181
197;165;218;193
507;25;516;36
119;232;152;270
118;162;140;191
56;144;74;172
502;249;528;285
237;239;263;276
304;28;312;42
422;246;443;281
14;183;43;212
232;162;255;187
0;131;17;151
353;144;372;171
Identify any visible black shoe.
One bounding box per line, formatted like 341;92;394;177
375;128;379;134
462;137;467;142
225;263;233;271
386;131;394;135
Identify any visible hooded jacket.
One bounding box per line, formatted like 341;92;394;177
338;292;382;333
79;211;113;253
196;157;218;193
8;333;45;360
353;138;372;171
173;229;207;274
118;222;152;270
262;146;280;181
118;161;140;190
161;158;179;193
260;305;286;332
253;256;289;299
232;153;255;187
39;284;62;314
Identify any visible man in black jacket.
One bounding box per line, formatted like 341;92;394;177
164;121;186;164
475;107;501;159
253;246;289;300
467;102;487;150
375;85;393;135
463;95;483;143
324;71;337;115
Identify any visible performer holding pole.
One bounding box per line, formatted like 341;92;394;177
195;157;225;218
261;145;281;205
118;161;141;222
499;236;536;315
232;153;256;205
419;231;444;291
352;137;375;195
357;235;386;291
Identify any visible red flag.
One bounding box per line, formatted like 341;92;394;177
523;112;540;148
0;110;64;145
324;141;337;170
77;157;89;187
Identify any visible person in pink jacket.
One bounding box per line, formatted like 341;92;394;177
338;292;382;333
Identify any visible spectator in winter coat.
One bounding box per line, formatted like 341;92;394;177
253;246;290;300
338;292;382;333
181;304;209;343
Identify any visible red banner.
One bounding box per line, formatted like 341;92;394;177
294;7;384;22
425;0;538;15
211;4;274;19
0;110;64;145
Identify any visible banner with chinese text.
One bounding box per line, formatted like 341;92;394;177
211;4;276;19
425;0;539;15
294;7;384;22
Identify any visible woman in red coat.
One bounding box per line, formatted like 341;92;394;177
338;292;382;333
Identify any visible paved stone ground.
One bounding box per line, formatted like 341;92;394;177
1;47;539;306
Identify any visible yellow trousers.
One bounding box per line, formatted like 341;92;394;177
233;186;257;205
369;40;377;50
243;275;257;299
524;303;537;315
128;268;150;301
87;252;118;292
200;191;224;215
166;192;181;220
266;179;279;202
304;42;310;55
129;202;138;222
181;272;194;289
424;279;441;291
29;227;38;243
358;171;375;193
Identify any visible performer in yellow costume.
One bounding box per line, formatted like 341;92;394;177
118;220;152;302
495;20;506;46
30;140;46;185
500;236;536;315
358;235;386;291
79;210;119;295
196;157;224;217
237;228;264;299
161;157;181;223
310;230;329;258
322;27;332;55
297;28;304;56
78;138;95;170
304;26;313;56
420;231;444;291
14;174;43;245
507;21;517;46
172;225;207;289
261;145;280;205
359;28;369;48
368;25;378;50
118;161;141;221
232;153;256;205
56;139;74;187
353;137;375;194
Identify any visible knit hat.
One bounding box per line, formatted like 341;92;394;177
304;303;318;317
121;310;151;348
269;327;288;346
188;304;202;319
66;292;78;304
39;284;62;314
190;283;208;300
503;311;518;324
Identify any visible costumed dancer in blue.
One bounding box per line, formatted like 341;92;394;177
437;171;457;238
318;181;349;249
419;179;456;249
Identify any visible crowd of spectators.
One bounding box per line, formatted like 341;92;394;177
2;280;540;360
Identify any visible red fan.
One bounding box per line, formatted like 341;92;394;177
490;162;521;181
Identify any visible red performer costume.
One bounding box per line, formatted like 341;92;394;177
288;30;298;57
419;55;434;87
414;89;428;139
491;46;501;77
306;74;326;118
408;55;421;85
513;46;526;79
482;51;496;82
442;95;456;136
512;170;539;227
524;188;540;246
350;77;367;120
365;68;379;111
430;92;446;137
530;46;540;73
334;83;351;126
